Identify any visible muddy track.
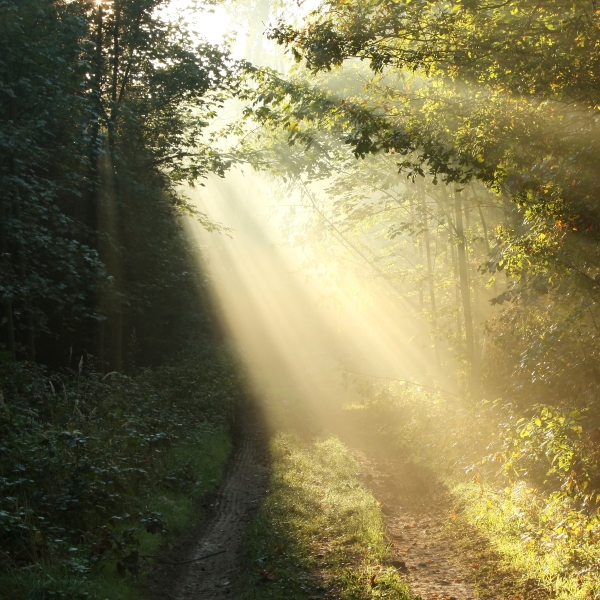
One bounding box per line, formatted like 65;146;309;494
149;426;269;600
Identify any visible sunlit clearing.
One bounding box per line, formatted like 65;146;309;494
160;0;320;65
184;167;441;431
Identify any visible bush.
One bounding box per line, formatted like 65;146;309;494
0;340;241;598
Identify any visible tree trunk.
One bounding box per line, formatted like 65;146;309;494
419;185;440;367
409;194;424;313
435;186;463;355
3;302;15;361
27;314;35;362
449;230;463;349
0;91;17;361
454;190;475;365
86;2;104;236
98;150;123;372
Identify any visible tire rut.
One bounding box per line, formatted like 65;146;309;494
154;428;269;600
352;450;478;600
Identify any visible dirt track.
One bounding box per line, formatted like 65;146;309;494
148;426;268;600
149;420;550;600
353;450;551;600
353;451;477;600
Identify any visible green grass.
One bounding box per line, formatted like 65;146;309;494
451;480;600;600
93;425;231;600
237;434;411;600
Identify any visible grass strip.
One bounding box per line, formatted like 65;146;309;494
450;480;600;600
237;434;411;600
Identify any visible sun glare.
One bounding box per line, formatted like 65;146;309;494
184;168;442;426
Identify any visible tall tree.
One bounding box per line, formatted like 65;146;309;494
0;0;242;368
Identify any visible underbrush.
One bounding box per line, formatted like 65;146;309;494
453;481;600;599
0;341;240;599
342;378;600;599
237;434;411;600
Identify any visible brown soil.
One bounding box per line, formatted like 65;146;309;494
147;424;269;600
352;450;477;600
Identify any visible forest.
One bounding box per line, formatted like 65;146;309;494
2;0;600;599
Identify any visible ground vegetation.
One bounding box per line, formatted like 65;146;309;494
0;340;240;599
238;433;411;600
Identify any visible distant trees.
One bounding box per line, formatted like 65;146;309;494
239;0;600;399
0;0;241;369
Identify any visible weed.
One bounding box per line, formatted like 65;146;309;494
0;341;239;599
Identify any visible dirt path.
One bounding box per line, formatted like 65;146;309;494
149;419;550;600
352;450;553;600
149;427;269;600
352;450;478;600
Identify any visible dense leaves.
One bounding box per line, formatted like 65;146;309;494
0;0;243;368
0;0;251;595
0;340;240;596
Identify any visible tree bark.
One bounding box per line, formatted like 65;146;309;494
449;229;463;349
3;302;15;361
1;93;16;361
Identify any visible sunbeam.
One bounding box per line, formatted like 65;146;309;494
183;167;444;431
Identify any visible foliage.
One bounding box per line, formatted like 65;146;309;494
0;339;240;598
238;0;600;532
236;0;600;379
0;0;246;368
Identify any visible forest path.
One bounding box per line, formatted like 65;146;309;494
149;416;550;600
352;450;477;600
149;422;269;600
352;449;552;600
